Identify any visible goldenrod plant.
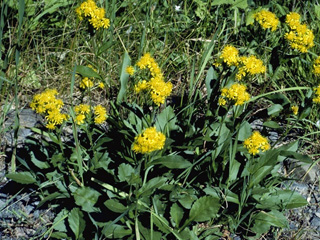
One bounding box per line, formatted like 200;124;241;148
2;0;320;239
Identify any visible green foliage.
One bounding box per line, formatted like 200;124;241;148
3;0;320;239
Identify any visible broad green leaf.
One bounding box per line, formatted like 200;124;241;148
212;0;233;5
315;5;320;20
238;121;252;141
53;209;68;232
68;208;85;239
205;66;218;99
6;172;36;184
280;151;312;163
178;192;197;209
73;187;101;213
267;104;283;116
76;65;101;79
117;51;131;103
104;199;127;213
170;203;184;227
152;213;171;234
232;0;248;9
30;151;50;169
118;163;135;182
137;177;167;197
263;121;281;129
189;196;220;222
149;155;192;169
38;192;62;208
155;106;178;132
251;210;288;235
138;220;162;240
103;222;132;238
249;165;273;188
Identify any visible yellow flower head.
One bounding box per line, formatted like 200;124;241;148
254;10;279;31
132;127;166;154
76;0;110;30
313;85;320;104
99;82;105;89
134;80;149;93
284;12;314;53
93;105;107;124
220;45;240;66
236;55;266;80
313;56;320;76
219;83;250;106
149;77;173;106
80;77;94;89
244;131;270;155
291;105;299;115
126;66;135;76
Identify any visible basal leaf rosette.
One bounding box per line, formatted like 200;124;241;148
244;131;270;155
132;127;166;154
129;53;173;106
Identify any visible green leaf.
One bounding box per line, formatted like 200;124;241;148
118;163;135;182
104;199;127;213
249;165;273;188
73;187;101;213
138;220;162;240
189;196;220;222
155;106;178;132
6;172;36;184
204;187;239;204
238;121;252;141
251;210;288;235
103;222;132;239
263;121;281;129
30;151;50;169
137;177;167;197
68;208;85;239
52;209;68;232
205;66;218;99
117;51;131;103
280;151;312;163
232;0;248;9
267;104;283;116
212;0;233;5
315;5;320;20
149;155;192;169
170;203;184;227
76;65;102;79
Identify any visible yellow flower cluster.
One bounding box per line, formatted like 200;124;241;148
93;105;107;124
30;89;68;130
126;66;135;76
254;10;279;31
76;0;110;30
236;56;266;80
285;12;314;53
219;45;240;66
134;53;173;105
313;85;320;104
243;131;270;155
132;127;166;154
74;104;90;125
218;83;250;106
313;56;320;76
291;105;299;115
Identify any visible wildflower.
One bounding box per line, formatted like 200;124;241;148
99;82;105;89
93;105;107;124
254;10;279;31
313;85;320;104
134;80;149;93
284;12;314;53
76;0;110;30
244;131;270;155
220;45;240;66
80;77;94;89
219;83;250;106
74;104;90;125
30;89;68;129
291;105;299;115
132;127;166;154
149;77;173;106
134;53;172;105
126;66;135;76
313;56;320;76
236;55;266;80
